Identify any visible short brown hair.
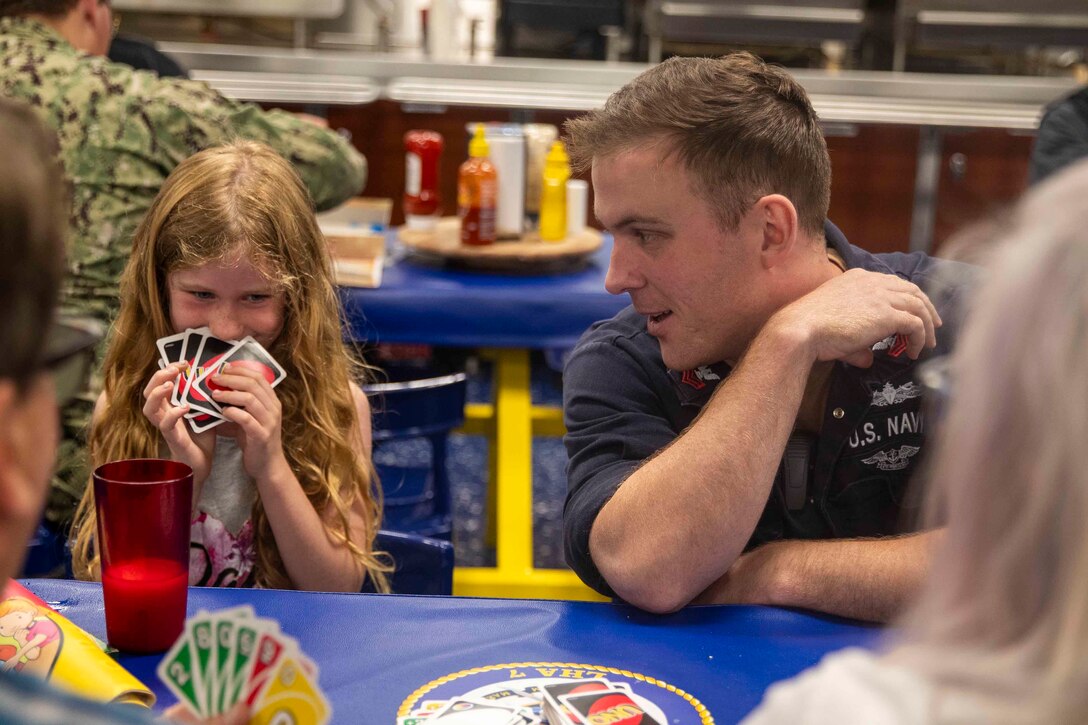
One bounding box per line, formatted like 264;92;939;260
0;98;66;385
566;52;831;235
0;0;80;17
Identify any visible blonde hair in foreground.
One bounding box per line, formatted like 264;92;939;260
888;158;1088;722
70;141;389;591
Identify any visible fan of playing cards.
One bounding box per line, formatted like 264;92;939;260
158;607;330;724
157;328;286;434
401;679;662;725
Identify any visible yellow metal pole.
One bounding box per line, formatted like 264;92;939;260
454;566;608;601
452;350;597;600
492;348;533;575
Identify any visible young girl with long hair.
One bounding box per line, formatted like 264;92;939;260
70;141;388;592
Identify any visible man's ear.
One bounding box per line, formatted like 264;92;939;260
77;0;101;18
754;194;800;269
0;379;18;458
0;379;40;583
0;381;41;523
0;381;27;518
73;0;98;24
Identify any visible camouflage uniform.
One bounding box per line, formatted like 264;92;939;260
0;16;368;529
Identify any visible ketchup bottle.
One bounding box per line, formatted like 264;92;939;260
404;130;443;229
458;125;498;246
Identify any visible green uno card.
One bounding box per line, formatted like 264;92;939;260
229;621;260;705
156;630;204;717
213;605;256;713
213;616;236;715
188;613;217;715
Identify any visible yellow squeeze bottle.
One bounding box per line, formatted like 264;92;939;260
539;141;570;242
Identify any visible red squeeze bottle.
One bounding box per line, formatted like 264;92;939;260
404;130;443;228
458;124;498;246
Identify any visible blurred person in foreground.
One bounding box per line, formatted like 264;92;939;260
0;0;367;530
743;156;1088;724
562;52;973;619
0;96;245;725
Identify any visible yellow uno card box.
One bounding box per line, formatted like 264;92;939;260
2;580;154;708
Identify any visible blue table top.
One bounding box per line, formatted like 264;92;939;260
339;236;629;350
23;579;883;724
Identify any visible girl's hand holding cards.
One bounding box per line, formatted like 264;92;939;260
143;360;216;488
152;328;287;485
154;328;286;436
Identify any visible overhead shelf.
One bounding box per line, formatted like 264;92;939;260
164;42;1078;129
112;0;344;19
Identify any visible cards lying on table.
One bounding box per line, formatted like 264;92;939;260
158;607;330;724
400;678;661;725
156;327;286;434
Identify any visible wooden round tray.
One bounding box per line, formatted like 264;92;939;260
398;217;602;272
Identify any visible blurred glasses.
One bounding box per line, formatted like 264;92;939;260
40;317;102;406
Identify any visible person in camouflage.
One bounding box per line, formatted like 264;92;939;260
1;0;369;531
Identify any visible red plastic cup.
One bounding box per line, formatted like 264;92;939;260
93;459;192;653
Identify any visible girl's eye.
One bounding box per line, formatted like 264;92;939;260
245;294;271;303
190;290;214;300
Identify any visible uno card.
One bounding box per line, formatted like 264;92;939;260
541;680;611;708
155;330;213;417
187;613;217;716
157;331;187;366
430;698;523;725
242;626;288;706
478;689;541;710
560;690;664;725
157;630;205;717
227;618;261;705
193;337;285;409
212;606;254;714
181;396;220;421
178;329;208;398
182;334;233;413
413;696;452;714
174;329;216;413
187;409;227;434
202;337;287;396
250;655;331;725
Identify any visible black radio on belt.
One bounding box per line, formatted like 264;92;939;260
780;433;817;511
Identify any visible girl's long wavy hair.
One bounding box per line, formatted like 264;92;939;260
70;141;389;591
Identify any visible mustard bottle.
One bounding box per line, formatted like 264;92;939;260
539;141;570;242
458;124;498;246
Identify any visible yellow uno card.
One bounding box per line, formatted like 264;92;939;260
250;655;331;725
